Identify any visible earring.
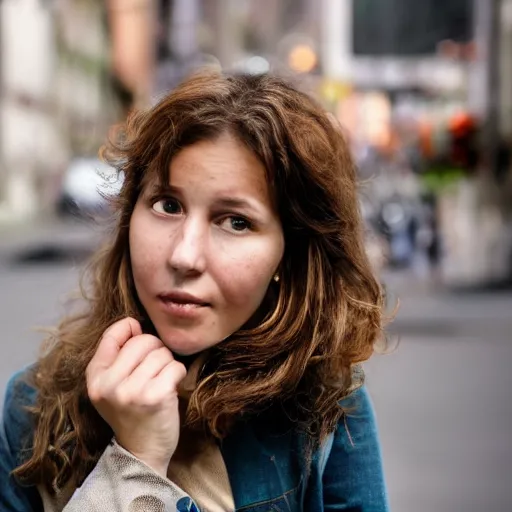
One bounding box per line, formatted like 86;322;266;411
273;273;280;283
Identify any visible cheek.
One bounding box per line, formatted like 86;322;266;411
216;254;276;311
129;210;165;289
214;232;284;311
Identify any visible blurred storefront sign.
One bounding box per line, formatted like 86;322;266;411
319;79;351;104
350;57;466;92
332;90;392;150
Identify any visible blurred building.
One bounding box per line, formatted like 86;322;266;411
1;0;511;286
321;0;512;287
0;0;59;221
0;0;123;222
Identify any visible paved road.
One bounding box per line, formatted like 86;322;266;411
1;228;511;511
371;273;512;511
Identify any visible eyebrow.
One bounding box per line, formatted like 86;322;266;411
146;182;266;216
212;197;263;213
145;182;177;196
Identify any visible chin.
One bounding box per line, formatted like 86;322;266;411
158;329;217;357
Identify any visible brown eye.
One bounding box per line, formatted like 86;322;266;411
152;198;183;215
230;217;251;231
219;216;252;233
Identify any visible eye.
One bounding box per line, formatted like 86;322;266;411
219;216;252;233
152;197;183;215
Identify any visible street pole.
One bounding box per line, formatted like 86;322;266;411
469;0;501;173
500;0;512;137
213;0;241;70
0;1;4;207
171;0;199;63
320;0;353;81
485;0;501;174
449;0;511;285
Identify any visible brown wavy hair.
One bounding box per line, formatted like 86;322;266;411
14;71;384;492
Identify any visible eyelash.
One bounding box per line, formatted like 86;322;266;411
151;196;183;215
222;216;253;233
149;195;254;233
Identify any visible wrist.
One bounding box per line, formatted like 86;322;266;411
114;439;171;478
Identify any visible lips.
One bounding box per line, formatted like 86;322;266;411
157;291;210;319
158;291;210;307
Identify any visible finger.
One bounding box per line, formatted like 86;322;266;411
107;334;165;384
144;360;187;401
88;317;142;374
124;346;174;388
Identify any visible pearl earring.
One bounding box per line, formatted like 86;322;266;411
273;273;280;283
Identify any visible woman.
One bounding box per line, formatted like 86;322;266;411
0;72;388;511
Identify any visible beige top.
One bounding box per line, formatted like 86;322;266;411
38;356;235;512
168;356;235;512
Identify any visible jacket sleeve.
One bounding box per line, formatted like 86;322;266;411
0;370;199;512
322;386;390;512
63;440;199;512
0;371;44;511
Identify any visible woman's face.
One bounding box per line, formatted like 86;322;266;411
129;133;284;356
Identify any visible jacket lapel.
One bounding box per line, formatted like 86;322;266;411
220;418;305;511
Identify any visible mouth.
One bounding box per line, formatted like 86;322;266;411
158;291;210;309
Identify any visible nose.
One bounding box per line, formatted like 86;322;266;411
167;217;207;277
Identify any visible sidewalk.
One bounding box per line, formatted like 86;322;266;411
382;269;512;339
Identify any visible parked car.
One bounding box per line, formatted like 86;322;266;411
57;157;123;218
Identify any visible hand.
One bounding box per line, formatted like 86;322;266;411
86;317;187;477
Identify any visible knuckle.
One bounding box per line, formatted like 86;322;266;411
143;351;162;367
114;387;133;408
87;385;101;403
160;377;177;395
142;391;161;408
142;334;165;349
152;346;173;363
85;370;103;400
122;336;142;351
87;377;104;403
172;360;187;379
128;334;164;353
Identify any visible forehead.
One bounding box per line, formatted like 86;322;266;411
145;134;273;202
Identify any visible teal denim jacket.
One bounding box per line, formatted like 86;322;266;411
0;370;389;511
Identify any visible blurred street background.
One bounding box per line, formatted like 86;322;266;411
1;0;512;510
